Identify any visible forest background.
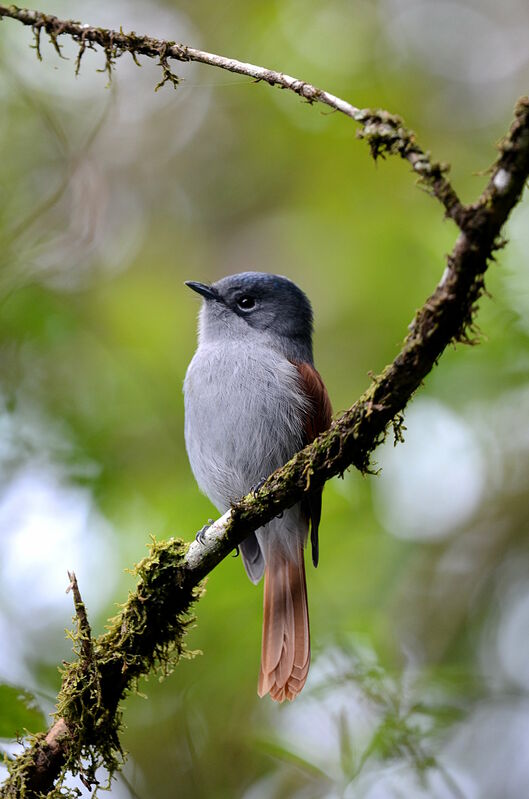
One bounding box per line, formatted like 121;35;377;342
1;1;529;797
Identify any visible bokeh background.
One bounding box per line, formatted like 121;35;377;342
1;0;529;797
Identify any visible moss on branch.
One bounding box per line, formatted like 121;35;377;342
3;539;202;798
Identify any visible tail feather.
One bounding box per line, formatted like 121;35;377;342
258;547;310;702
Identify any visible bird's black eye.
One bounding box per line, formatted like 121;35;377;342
236;295;256;311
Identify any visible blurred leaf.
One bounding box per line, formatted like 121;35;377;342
254;736;330;780
0;684;47;739
410;700;465;727
338;707;357;779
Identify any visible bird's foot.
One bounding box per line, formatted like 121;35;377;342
250;477;267;496
195;519;214;545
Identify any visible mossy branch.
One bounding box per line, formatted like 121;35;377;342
0;5;529;798
1;3;465;223
2;541;203;798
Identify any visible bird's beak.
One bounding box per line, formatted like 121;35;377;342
185;281;218;301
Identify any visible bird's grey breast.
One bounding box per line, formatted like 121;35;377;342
184;340;307;511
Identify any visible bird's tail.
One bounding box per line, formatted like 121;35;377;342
258;546;310;702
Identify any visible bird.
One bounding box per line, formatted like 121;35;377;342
183;272;332;701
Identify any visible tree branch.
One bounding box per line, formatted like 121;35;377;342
1;5;529;798
0;4;466;223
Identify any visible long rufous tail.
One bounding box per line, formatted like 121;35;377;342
258;547;310;702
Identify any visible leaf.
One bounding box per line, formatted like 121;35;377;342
0;684;47;739
253;736;330;780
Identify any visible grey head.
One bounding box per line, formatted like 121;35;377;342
186;272;314;364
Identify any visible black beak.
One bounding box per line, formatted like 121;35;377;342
185;281;218;301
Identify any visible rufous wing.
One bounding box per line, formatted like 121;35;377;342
293;361;333;567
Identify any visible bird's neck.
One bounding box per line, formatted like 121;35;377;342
198;325;313;365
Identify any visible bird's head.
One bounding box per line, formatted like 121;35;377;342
186;271;314;360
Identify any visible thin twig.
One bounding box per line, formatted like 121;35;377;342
0;4;465;224
66;572;95;667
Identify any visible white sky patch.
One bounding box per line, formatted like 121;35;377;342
0;393;118;682
374;399;485;541
496;586;529;692
0;465;117;620
0;615;32;687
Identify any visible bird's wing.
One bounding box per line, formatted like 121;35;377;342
292;361;333;567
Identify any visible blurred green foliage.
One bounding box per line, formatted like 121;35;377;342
1;1;529;797
0;686;46;739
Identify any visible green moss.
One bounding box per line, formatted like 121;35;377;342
355;109;412;161
97;537;203;682
65;537;201;786
154;42;180;91
2;537;204;797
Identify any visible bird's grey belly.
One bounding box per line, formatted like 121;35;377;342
184;344;307;512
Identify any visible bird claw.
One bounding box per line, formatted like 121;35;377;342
195;519;214;545
250;477;267;496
